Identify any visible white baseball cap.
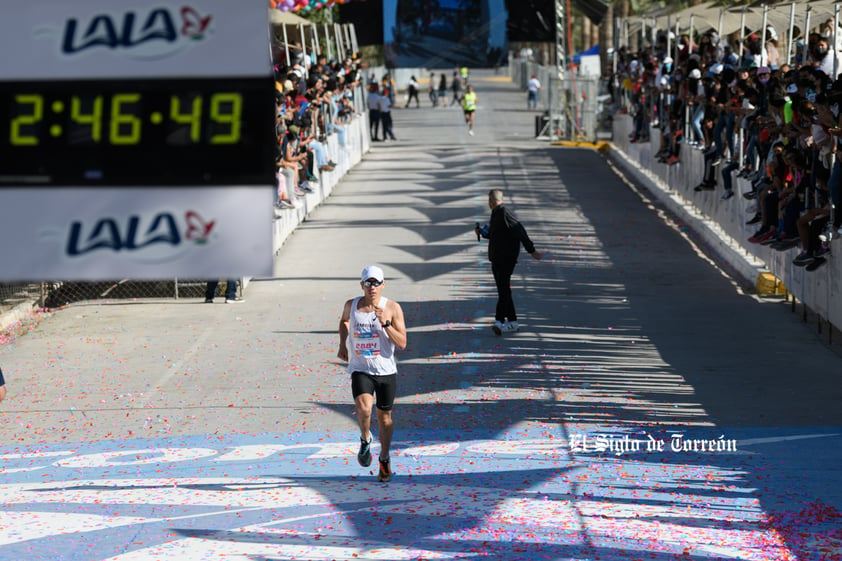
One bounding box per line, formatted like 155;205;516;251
360;265;385;282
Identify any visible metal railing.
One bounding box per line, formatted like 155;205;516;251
510;58;609;142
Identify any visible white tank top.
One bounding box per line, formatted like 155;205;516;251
347;296;397;376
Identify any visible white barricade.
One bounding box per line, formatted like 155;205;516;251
271;114;370;256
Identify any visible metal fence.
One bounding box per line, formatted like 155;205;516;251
510;59;611;142
0;279;232;313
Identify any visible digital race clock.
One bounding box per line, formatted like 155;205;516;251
0;77;274;186
0;0;278;280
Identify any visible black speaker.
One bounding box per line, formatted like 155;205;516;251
338;1;384;46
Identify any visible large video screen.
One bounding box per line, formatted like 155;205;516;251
383;0;508;68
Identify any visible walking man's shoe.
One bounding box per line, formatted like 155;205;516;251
378;457;392;482
501;321;519;333
492;320;503;336
357;436;372;467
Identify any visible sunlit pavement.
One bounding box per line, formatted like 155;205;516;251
2;70;842;560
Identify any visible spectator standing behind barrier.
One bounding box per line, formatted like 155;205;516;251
475;189;542;335
337;265;408;483
437;73;448;106
378;91;397;141
527;74;542;109
205;279;242;304
405;75;420;108
367;84;382;141
450;70;463;106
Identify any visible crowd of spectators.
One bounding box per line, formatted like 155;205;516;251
272;53;363;211
613;19;842;270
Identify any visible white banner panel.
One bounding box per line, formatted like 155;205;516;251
0;188;274;280
0;0;271;79
0;0;275;280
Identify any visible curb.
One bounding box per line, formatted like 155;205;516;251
0;300;38;333
552;140;612;152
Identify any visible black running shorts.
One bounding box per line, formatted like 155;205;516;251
351;371;397;411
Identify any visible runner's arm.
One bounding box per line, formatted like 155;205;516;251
383;301;407;350
337;299;352;361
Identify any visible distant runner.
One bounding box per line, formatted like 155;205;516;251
462;84;477;136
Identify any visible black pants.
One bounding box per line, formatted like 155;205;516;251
381;112;396;140
492;260;517;322
205;279;237;301
369;109;381;139
703;149;719;185
808;215;830;253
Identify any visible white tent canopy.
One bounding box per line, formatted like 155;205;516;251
269;8;309;26
626;0;842;40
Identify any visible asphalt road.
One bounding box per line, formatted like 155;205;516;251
1;70;841;561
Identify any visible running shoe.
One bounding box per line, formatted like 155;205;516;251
357;437;372;467
492;320;503;336
378;457;392;482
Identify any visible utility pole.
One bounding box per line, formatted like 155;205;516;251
554;0;568;139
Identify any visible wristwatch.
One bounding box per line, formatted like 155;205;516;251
383;320;392;328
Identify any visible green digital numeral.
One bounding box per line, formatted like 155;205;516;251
110;94;141;145
170;95;202;143
209;93;242;144
71;95;103;142
10;94;43;146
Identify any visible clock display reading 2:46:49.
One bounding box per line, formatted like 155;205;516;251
0;78;274;187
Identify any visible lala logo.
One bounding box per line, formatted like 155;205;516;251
65;210;216;257
42;6;214;59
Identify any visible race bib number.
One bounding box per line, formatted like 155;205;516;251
353;330;381;357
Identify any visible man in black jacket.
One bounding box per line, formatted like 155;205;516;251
476;189;542;334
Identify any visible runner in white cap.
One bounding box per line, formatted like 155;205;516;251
337;265;407;482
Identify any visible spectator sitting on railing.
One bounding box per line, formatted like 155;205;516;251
792;196;831;267
299;95;336;174
738;67;773;178
720;80;758;199
706;64;738;169
748;143;788;244
770;148;809;247
629;58;653;143
323;85;349;150
688;68;707;148
275;124;299;210
653;56;673;154
607;18;841;268
694;63;726;191
656;74;684;165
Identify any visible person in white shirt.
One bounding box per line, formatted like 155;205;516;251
337;265;407;483
405;75;420;108
527;74;542;109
